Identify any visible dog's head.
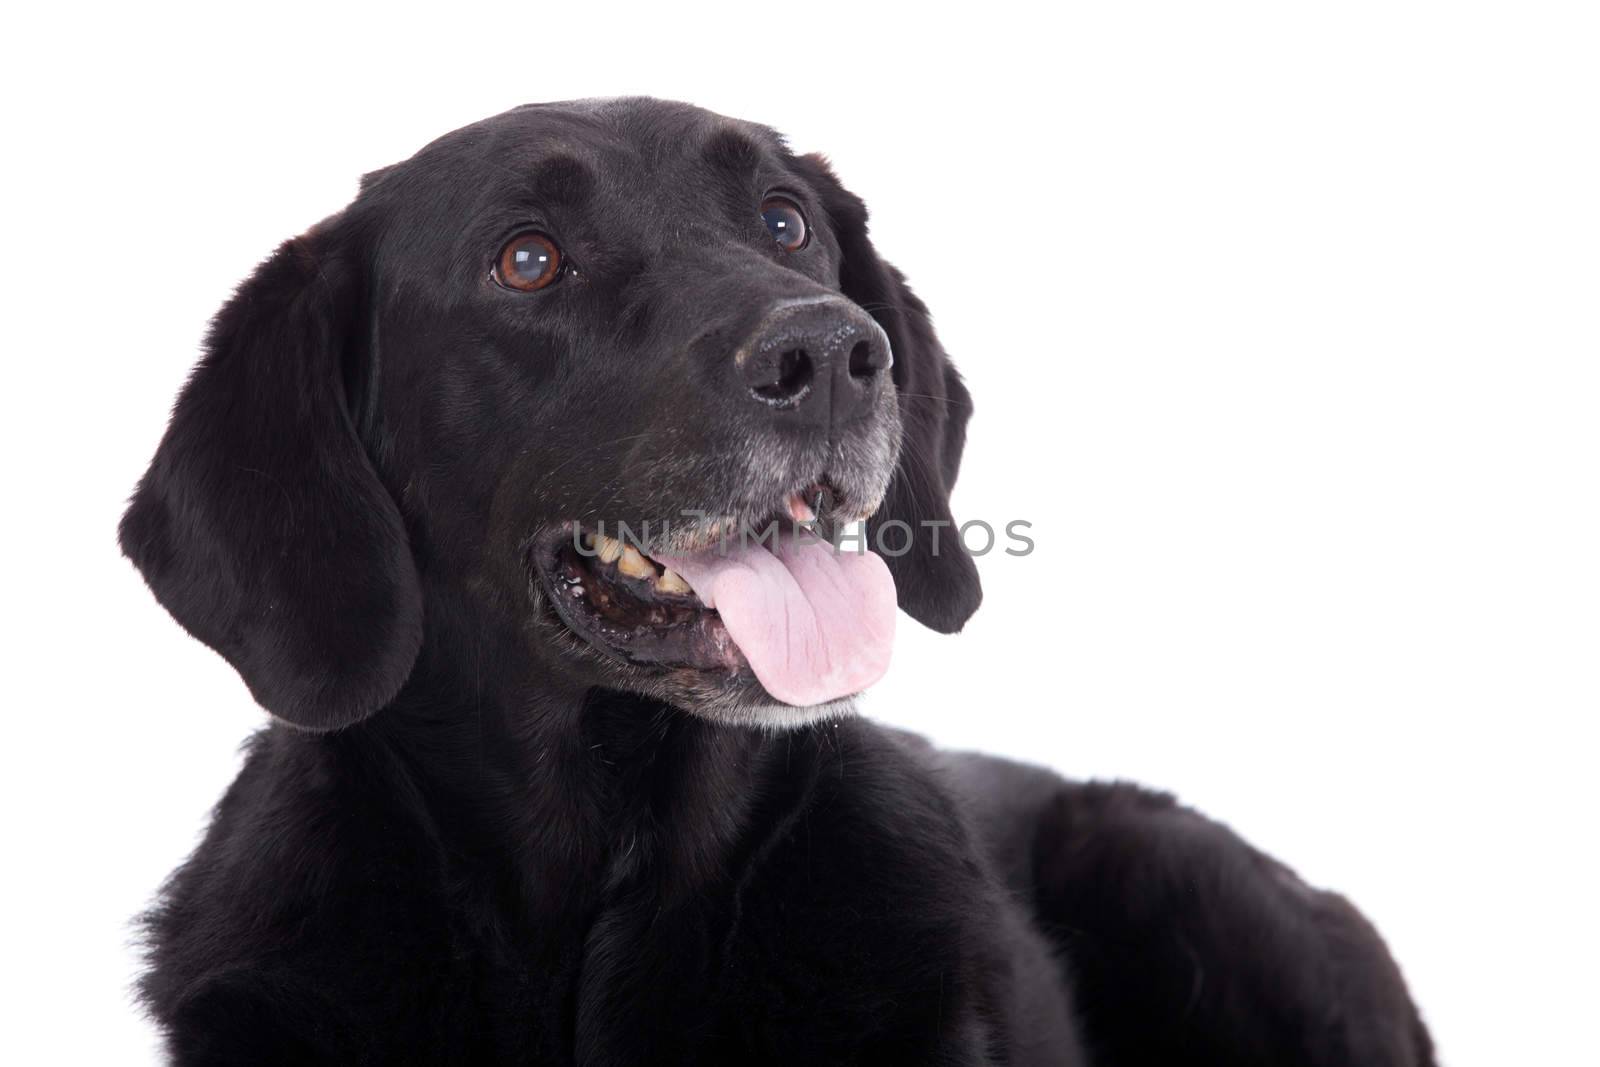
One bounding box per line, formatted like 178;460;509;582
121;99;981;731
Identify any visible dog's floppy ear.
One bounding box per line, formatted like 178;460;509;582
119;216;422;730
798;153;983;632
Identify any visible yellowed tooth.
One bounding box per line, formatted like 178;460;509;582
787;491;817;523
656;568;692;595
594;533;624;564
617;544;656;580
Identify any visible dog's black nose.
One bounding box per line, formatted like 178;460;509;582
741;299;892;426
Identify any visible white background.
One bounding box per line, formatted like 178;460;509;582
4;3;1596;1063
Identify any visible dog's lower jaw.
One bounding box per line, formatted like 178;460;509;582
615;656;866;729
682;695;861;731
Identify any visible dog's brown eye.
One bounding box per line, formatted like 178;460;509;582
494;232;563;291
761;197;808;252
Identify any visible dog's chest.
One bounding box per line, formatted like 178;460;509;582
550;810;997;1061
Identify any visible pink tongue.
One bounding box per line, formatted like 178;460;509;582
657;530;896;707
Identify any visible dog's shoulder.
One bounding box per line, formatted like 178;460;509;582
138;727;474;1062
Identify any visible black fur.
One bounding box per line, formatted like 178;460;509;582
122;99;1432;1064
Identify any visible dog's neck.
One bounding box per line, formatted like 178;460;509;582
370;581;783;918
333;552;868;925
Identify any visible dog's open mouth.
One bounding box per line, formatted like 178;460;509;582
533;490;897;707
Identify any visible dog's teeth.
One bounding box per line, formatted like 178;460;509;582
593;533;624;564
656;568;691;595
616;544;657;579
787;491;816;523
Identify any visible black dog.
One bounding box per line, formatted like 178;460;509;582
121;98;1432;1065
